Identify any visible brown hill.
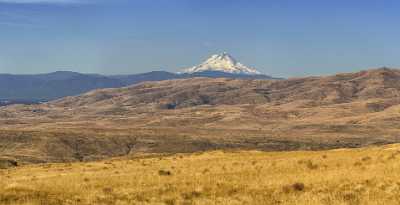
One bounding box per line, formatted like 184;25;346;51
2;68;400;164
49;67;400;109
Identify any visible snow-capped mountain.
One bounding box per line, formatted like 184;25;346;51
182;52;262;75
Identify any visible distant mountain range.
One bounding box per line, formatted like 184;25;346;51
0;53;277;103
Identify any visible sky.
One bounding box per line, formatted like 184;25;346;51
0;0;400;77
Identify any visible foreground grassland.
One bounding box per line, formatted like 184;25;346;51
2;145;400;205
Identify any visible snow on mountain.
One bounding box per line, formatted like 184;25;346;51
181;52;262;75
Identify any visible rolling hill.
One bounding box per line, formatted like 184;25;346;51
1;68;400;164
0;71;273;103
2;144;400;204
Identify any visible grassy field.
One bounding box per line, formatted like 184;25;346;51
1;144;400;205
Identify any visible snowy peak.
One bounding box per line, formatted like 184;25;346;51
208;52;237;65
182;52;262;75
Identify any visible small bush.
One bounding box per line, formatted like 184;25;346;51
158;170;172;176
102;187;113;194
282;182;305;193
298;159;318;169
305;160;318;170
292;183;305;191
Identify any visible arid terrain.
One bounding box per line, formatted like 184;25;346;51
1;68;400;165
2;144;400;205
2;1;398;204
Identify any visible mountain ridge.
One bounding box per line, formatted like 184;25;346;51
0;70;275;103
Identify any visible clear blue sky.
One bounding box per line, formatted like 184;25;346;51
1;0;399;77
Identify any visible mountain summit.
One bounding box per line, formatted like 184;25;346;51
182;52;262;75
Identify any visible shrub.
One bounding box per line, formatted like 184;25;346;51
282;182;305;193
102;187;113;194
305;160;318;170
292;183;305;191
158;170;172;176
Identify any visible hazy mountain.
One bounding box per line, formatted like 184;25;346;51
0;71;124;101
0;54;276;103
111;71;181;85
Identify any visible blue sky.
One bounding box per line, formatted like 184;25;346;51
0;0;399;77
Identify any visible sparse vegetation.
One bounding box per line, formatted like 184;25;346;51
1;144;400;205
158;169;172;176
3;69;400;165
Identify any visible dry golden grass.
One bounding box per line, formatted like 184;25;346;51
2;144;400;205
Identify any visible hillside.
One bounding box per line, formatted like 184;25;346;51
1;144;400;204
50;67;400;109
1;68;400;164
0;71;124;101
0;71;273;103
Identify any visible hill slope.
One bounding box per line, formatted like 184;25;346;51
1;68;400;164
0;71;124;101
51;67;400;109
2;144;400;204
0;70;274;103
